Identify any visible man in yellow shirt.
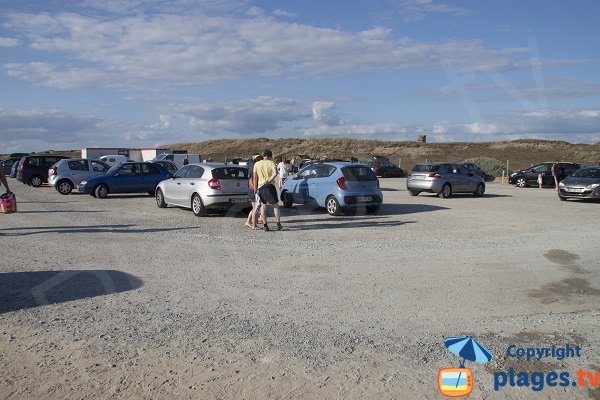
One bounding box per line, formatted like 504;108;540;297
252;150;281;231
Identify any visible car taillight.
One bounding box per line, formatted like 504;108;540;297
428;173;441;178
336;177;347;190
208;178;221;190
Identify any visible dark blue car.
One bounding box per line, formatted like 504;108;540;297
78;162;171;198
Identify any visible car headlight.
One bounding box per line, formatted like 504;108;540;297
587;183;600;189
559;182;565;187
80;180;87;185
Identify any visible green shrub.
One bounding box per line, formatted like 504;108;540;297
463;156;505;177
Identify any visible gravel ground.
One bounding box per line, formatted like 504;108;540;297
1;179;599;399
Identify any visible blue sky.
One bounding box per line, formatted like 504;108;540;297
1;0;599;152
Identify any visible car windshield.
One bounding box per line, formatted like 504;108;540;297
342;166;377;181
572;168;600;178
412;164;440;172
106;164;123;175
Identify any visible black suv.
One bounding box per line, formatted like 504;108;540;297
16;155;69;187
509;162;581;188
368;161;405;177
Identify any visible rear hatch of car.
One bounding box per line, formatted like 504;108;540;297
340;166;380;192
210;167;248;195
409;164;440;180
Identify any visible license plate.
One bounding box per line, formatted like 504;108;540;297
566;188;585;193
230;198;247;203
356;196;372;202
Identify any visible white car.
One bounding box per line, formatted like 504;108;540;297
155;163;250;216
49;158;111;195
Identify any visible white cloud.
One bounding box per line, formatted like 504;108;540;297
272;9;297;17
398;0;472;21
312;101;342;126
0;37;19;47
4;62;122;89
1;10;567;89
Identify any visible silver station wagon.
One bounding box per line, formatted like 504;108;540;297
155;163;250;216
407;162;485;198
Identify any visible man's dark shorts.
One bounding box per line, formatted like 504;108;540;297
258;184;278;205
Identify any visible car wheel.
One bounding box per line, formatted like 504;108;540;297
409;190;419;196
56;179;73;195
366;205;380;214
440;183;452;198
29;175;43;187
95;184;109;199
326;196;341;216
282;191;293;208
515;177;527;188
192;193;206;216
474;183;485;197
156;188;167;208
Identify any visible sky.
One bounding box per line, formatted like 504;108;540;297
1;0;599;153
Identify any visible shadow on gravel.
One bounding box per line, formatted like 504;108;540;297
16;210;106;214
415;193;511;199
0;270;143;313
0;224;199;236
281;219;415;230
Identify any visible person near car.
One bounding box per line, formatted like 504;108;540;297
245;154;262;229
183;155;189;166
551;160;561;191
276;157;289;187
0;169;10;193
538;172;544;189
253;150;281;231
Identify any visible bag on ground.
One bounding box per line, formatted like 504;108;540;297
0;192;17;214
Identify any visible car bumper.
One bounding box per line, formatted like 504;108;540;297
77;184;93;194
337;193;383;207
204;193;251;208
406;178;444;193
558;187;600;199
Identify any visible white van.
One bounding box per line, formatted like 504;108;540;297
99;155;128;166
153;154;201;169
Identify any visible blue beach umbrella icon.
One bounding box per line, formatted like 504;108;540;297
444;336;493;387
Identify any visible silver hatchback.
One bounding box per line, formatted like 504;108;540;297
155;163;251;216
407;162;485;198
49;158;111;195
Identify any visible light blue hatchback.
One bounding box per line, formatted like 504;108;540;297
280;162;383;215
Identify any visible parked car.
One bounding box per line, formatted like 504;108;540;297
9;161;19;178
558;166;600;201
9;152;29;159
368;161;404;177
151;160;178;175
225;157;249;166
280;162;383;216
0;158;20;175
155;163;250;216
99;154;128;166
509;162;581;188
78;162;171;198
16;155;69;187
460;162;495;182
153;153;202;169
48;158;111;195
407;162;485;198
371;155;390;162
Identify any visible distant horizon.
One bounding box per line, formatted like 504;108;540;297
1;1;599;153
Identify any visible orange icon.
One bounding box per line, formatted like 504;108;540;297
438;368;473;397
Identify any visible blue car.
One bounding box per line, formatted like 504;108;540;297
9;161;19;178
78;162;171;198
280;162;383;215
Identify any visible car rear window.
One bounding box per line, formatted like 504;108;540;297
211;168;248;179
342;166;377;181
412;164;440;172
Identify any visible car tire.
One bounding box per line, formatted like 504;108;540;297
440;183;452;198
474;183;485;197
56;179;73;195
409;190;419;196
95;184;109;199
366;205;380;214
326;196;341;216
282;191;293;208
156;188;167;208
29;175;43;187
515;177;527;188
191;193;206;216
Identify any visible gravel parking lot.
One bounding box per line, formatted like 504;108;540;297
1;179;599;399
